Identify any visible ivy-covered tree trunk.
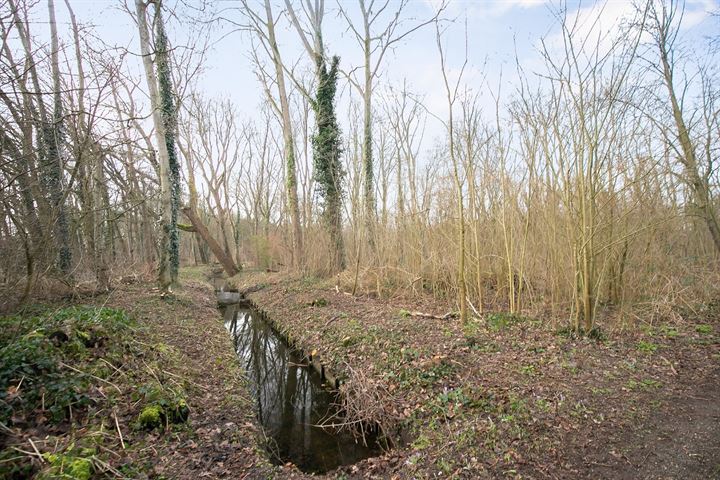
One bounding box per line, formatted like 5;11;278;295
154;8;181;285
283;1;345;274
362;42;376;256
47;0;73;276
312;53;346;273
135;0;177;291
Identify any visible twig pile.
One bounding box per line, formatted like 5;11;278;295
328;361;403;446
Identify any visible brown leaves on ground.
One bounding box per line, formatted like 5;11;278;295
240;270;720;479
17;271;713;479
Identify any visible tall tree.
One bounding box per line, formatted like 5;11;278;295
337;0;444;254
47;0;73;276
286;0;346;273
155;6;181;284
11;0;72;276
312;55;345;272
0;3;44;278
647;1;720;255
435;20;467;325
241;0;304;268
135;0;179;291
62;0;111;290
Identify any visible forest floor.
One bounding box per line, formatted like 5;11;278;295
0;275;290;479
233;269;720;479
1;267;718;479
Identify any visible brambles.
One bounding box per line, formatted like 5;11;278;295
556;325;607;341
40;448;95;480
626;379;662;391
309;298;329;307
695;325;712;335
486;312;528;331
139;404;163;430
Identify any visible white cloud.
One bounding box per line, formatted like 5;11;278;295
424;0;551;19
539;1;638;59
679;0;718;29
539;0;718;58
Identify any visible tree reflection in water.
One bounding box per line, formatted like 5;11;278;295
224;305;379;473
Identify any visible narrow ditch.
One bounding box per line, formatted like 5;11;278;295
219;293;383;473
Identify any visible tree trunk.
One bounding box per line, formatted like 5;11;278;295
154;11;181;283
264;0;303;268
179;139;208;264
64;0;110;290
362;44;376;255
659;39;720;255
182;207;240;277
47;0;73;276
135;0;174;291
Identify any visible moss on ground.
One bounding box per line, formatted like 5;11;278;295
0;303;194;478
139;404;163;429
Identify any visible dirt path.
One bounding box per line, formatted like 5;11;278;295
566;365;720;479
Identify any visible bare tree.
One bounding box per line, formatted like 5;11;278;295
435;19;468;325
241;0;305;268
285;0;346;273
646;1;720;255
47;0;73;276
337;0;444;253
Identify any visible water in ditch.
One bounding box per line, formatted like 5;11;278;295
222;303;381;473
